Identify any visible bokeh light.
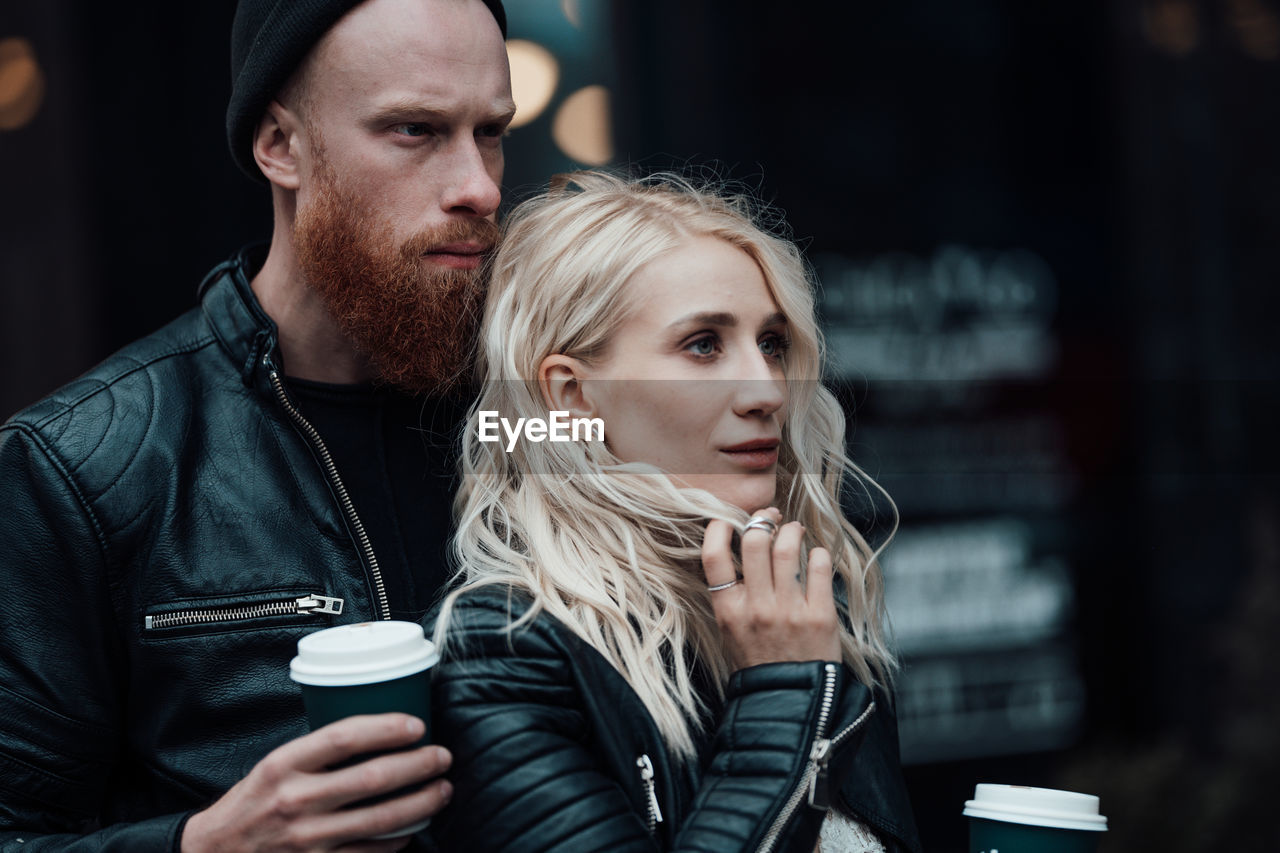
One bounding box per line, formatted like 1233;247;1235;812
1228;0;1280;60
561;0;582;29
552;84;613;166
506;39;559;129
1142;0;1200;56
0;37;45;131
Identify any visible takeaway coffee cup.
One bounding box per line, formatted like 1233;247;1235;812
964;784;1108;853
290;621;439;838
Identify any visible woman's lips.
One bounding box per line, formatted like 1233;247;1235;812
720;440;780;470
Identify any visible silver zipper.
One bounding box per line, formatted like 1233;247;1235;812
265;356;390;621
756;663;876;853
145;594;344;630
636;754;664;833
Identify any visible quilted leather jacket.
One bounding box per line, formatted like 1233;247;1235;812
427;589;922;853
0;247;429;850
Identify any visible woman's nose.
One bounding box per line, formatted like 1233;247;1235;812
731;353;786;417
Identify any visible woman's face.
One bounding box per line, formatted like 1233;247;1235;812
586;235;789;512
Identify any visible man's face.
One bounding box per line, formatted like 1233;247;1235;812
291;0;514;391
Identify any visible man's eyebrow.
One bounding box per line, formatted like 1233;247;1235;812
366;99;518;126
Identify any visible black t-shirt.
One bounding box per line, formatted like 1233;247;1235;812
285;377;467;620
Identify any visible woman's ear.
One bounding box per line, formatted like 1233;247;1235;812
253;100;302;190
538;354;595;418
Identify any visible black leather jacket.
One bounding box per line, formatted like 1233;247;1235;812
427;589;922;853
0;248;422;850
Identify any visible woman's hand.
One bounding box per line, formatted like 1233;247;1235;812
702;507;842;670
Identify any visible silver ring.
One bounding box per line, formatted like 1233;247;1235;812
707;579;739;592
742;516;779;539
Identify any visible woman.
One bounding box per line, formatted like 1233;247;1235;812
427;172;921;853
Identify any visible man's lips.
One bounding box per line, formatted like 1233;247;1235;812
421;242;493;269
720;439;780;469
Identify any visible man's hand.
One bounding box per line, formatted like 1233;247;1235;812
181;713;451;853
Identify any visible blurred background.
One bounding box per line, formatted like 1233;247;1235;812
2;0;1278;849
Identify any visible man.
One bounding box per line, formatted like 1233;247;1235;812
0;0;514;848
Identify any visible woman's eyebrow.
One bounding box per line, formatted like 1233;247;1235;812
666;311;788;331
667;311;737;329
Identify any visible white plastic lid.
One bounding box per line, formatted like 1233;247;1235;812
963;784;1108;832
289;621;439;686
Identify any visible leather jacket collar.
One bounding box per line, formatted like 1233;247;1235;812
197;243;281;392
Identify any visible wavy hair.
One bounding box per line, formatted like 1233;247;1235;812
433;171;896;759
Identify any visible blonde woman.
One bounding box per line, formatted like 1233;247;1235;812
426;172;920;853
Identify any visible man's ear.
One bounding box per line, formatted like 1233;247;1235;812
538;354;595;418
252;100;302;190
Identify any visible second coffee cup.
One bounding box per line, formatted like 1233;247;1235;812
964;784;1107;852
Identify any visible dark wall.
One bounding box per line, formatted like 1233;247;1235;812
1;2;270;417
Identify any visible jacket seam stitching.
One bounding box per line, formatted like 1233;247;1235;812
15;336;217;433
5;423;113;568
0;749;101;797
0;682;115;736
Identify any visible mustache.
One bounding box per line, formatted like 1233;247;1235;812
401;218;501;259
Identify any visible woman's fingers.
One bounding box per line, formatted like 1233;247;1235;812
771;522;806;607
707;509;843;668
740;507;781;594
701;519;738;590
806;546;834;608
805;547;842;661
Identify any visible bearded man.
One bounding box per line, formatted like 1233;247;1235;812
0;0;513;849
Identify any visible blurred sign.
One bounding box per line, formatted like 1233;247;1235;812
818;245;1058;381
819;246;1084;764
883;521;1085;762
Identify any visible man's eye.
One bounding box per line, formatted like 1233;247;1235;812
394;123;432;137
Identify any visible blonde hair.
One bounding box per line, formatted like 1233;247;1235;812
434;171;896;759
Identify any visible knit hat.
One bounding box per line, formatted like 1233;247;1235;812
226;0;507;181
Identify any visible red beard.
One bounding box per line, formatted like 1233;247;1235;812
293;162;498;393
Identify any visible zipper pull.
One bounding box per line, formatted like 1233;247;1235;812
297;594;344;615
808;737;832;810
636;754;664;825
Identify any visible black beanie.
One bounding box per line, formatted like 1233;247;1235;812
226;0;508;181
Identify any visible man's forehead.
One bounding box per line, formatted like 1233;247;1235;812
320;0;498;61
307;0;508;97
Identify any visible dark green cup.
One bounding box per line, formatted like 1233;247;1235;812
964;784;1107;852
297;670;432;735
290;621;439;838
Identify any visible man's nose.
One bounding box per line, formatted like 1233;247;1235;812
440;139;502;218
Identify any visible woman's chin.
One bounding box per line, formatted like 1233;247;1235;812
678;472;777;513
722;482;778;514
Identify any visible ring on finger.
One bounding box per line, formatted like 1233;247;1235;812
707;579;740;592
742;516;779;540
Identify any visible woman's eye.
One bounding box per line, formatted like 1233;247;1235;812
760;334;790;359
687;336;717;357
